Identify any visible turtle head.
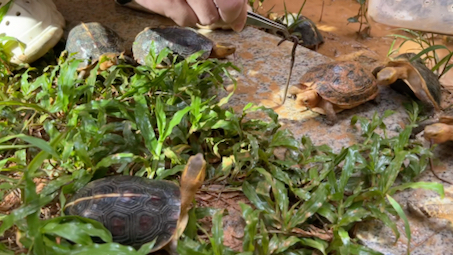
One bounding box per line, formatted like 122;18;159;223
98;53;120;71
179;153;206;215
177;153;206;238
180;153;206;192
376;67;400;85
424;123;453;144
296;89;321;108
376;66;411;86
211;43;236;58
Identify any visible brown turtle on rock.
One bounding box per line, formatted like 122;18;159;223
132;26;236;66
288;61;379;125
64;153;206;253
65;22;127;73
372;53;442;111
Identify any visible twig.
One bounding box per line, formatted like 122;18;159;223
319;0;325;22
278;35;299;105
429;141;453;185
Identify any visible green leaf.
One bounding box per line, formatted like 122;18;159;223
240;203;260;252
69;243;140;255
389;182;444;198
300;238;327;255
0;1;13;24
338;147;360;196
42;220;111;245
292;183;329;228
137;239;157;255
210;209;225;255
255;168;288;216
368;204;400;243
347;16;359;23
379;151;409;193
0;134;59;159
274;236;300;253
338;207;369;226
270;129;299;150
242;181;275;213
134;94;158;156
410;45;449;63
161;105;191;142
386;195;411;254
0;100;50;113
155;96;166;141
94;153;136;170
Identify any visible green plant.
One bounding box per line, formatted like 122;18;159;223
347;0;371;38
0;18;444;255
248;0;266;13
387;29;453;80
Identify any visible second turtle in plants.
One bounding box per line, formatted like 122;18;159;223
132;26;236;65
288;61;379;125
65;22;126;72
373;53;442;111
64;153;206;253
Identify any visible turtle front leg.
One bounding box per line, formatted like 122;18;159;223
371;90;381;105
165;240;179;255
319;99;337;125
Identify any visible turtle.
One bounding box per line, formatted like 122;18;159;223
65;22;127;73
270;13;324;50
423;110;453;144
132;26;236;66
372;53;442;111
288;61;379;125
407;195;453;223
64;153;207;253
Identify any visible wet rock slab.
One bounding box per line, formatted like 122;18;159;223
53;0;453;254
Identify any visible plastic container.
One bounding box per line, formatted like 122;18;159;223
367;0;453;35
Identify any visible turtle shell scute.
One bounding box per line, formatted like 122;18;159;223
65;22;124;62
65;175;181;250
132;26;214;65
300;61;378;106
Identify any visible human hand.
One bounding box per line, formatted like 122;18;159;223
130;0;248;31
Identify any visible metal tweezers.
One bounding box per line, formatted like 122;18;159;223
246;11;291;39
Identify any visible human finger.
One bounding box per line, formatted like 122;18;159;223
229;1;247;31
186;0;220;26
214;0;243;23
214;0;247;31
133;0;199;27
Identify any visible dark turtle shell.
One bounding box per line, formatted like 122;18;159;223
301;61;378;106
64;175;181;251
373;53;442;110
274;14;324;50
65;22;125;63
132;26;214;65
288;15;324;50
